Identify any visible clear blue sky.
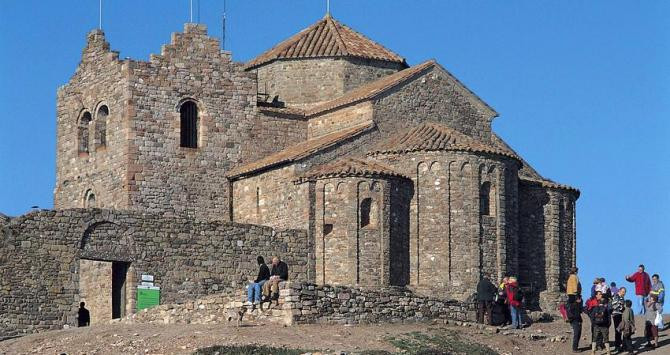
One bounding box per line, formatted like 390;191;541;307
1;1;668;310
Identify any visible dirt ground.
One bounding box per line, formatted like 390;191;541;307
1;315;668;354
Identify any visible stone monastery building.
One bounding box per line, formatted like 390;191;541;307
1;14;578;336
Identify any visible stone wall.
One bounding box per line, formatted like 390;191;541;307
244;109;308;162
54;29;131;210
125;24;257;220
279;282;476;325
253;58;402;107
370;151;519;300
307;101;374;139
0;209;309;338
372;66;496;143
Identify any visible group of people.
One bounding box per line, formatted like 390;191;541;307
245;255;289;310
565;265;665;354
476;275;524;329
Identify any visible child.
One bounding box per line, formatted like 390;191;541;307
620;299;635;354
645;295;660;348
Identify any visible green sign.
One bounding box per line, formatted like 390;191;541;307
137;286;160;311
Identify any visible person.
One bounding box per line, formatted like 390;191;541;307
77;302;90;327
476;276;497;325
610;287;626;352
595;278;611;300
587;291;611;355
566;294;584;353
650;274;665;314
247;256;270;309
505;276;523;329
496;276;511;326
626;264;651;315
610;282;618;296
590;278;600;299
566;267;580;303
262;256;289;302
644;294;660;349
619;299;635;355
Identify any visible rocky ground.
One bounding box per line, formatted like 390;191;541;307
1;314;668;354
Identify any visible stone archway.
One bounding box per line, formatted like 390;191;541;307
77;221;135;324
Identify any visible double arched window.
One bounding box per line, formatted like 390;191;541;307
180;101;198;148
77;104;109;155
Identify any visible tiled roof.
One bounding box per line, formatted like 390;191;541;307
520;178;580;196
306;60;436;116
367;121;520;161
245;14;407;69
228;121;375;179
296;157;407;183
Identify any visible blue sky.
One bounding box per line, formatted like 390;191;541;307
0;1;668;311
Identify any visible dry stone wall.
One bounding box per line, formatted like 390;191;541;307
0;209;309;338
279;282;476;325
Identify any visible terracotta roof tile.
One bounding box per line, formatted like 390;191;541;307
367;121;520;161
305;60;436;116
296;157;407;183
246;14;407;69
228;121;375;179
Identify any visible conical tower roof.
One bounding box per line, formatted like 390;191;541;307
246;14;407;69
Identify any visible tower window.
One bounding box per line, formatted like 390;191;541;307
84;189;96;208
480;182;494;216
78;111;92;154
180;101;198;148
95;105;108;148
360;197;378;228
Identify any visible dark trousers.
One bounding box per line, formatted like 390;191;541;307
571;320;582;351
612;314;623;348
477;300;493;324
623;334;633;353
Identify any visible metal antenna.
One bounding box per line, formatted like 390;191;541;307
189;0;193;23
99;0;102;29
197;0;200;23
327;0;330;15
222;0;227;49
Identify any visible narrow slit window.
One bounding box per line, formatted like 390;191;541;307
180;101;198;148
480;182;491;216
78;111;92;154
95;105;108;148
360;197;377;228
84;190;96;208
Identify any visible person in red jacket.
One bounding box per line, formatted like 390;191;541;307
505;276;523;329
626;264;652;315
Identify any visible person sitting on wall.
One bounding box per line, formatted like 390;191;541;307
262;256;289;304
476;275;497;325
78;302;90;327
247;255;270;310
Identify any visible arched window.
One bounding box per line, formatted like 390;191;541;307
78;111;92;154
360;197;378;228
84;189;96;208
95;105;108;148
180;101;198;148
480;182;494;216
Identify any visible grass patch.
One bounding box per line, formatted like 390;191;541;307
386;331;498;355
193;344;307;355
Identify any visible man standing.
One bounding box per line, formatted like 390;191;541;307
77;302;90;327
476;276;497;325
262;256;289;302
588;291;611;355
567;294;584;353
610;287;627;352
650;274;665;313
626;264;652;315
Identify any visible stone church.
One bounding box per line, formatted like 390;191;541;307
1;14;579;337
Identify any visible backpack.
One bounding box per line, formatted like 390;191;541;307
512;286;524;303
593;306;608;326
